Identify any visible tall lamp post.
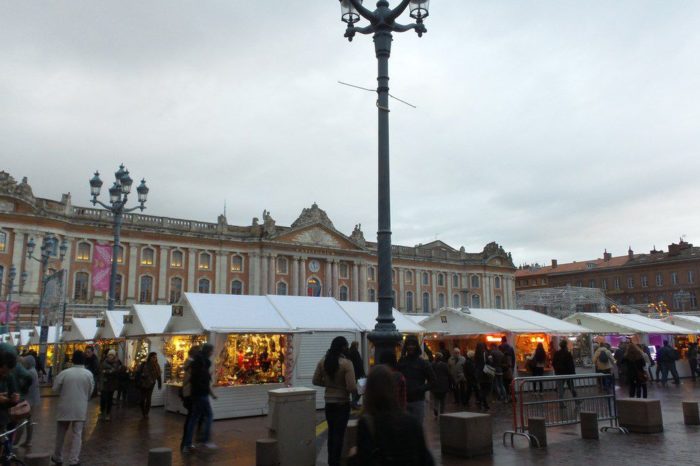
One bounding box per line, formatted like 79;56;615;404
337;0;429;359
89;164;149;310
1;265;28;333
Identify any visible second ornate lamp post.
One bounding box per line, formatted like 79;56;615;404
1;265;27;333
338;0;429;359
89;164;149;310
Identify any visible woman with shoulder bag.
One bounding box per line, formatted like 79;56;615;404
138;352;162;418
474;342;492;411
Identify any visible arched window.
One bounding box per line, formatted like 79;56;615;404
339;285;348;301
406;291;414;312
139;276;154;303
367;266;376;282
141;247;155;266
452;274;459;288
339;263;349;279
453;293;460;307
198;278;211;293
471;294;481;308
368;288;376;302
422;292;430;313
76;242;91;261
495;295;502;309
276;257;288;274
169;277;183;303
170;250;184;268
307;278;322;297
405;270;413;284
114;274;123;304
0;231;6;252
74;272;89;301
437;273;445;287
198;252;211;270
495;276;501;289
471;275;480;288
231;255;243;272
116;245;124;264
231;280;243;295
422;272;429;286
438;293;445;309
277;281;288;295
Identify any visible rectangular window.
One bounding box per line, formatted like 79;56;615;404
614;277;620;289
141;248;155;266
601;279;607;290
0;231;6;253
422;272;429;286
689;271;695;284
641;275;648;288
656;273;663;286
589;279;596;288
671;272;678;285
170;250;183;268
627;277;634;289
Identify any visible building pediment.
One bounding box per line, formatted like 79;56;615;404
274;224;363;250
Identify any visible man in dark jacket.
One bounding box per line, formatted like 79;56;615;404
552;340;578;402
658;340;680;386
182;343;218;453
398;336;435;425
489;344;507;402
84;346;100;398
348;341;365;408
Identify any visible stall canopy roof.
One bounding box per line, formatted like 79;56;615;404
267;295;361;331
8;332;20;346
336;301;425;333
421;307;589;336
29;326;58;344
18;329;32;346
405;314;429;326
62;318;98;342
564;313;697;334
664;315;700;332
96;311;129;339
121;305;172;337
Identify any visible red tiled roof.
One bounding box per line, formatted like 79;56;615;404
516;255;631;277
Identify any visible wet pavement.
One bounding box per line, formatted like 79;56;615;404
18;379;700;465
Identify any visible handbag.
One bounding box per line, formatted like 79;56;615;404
482;364;496;378
10;400;31;420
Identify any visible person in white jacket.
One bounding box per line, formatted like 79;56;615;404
52;350;94;466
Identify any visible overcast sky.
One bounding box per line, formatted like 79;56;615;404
2;1;699;266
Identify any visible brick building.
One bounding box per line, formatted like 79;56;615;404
515;242;700;311
0;171;517;322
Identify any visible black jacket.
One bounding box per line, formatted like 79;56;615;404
552;349;576;375
348;348;366;379
190;354;212;397
397;355;435;403
355;413;435;466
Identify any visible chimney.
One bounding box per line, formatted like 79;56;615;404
551;259;558;268
603;249;612;262
628;247;634;259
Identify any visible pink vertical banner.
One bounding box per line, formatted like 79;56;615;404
92;244;113;292
0;302;19;324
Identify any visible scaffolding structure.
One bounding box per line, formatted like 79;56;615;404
515;285;643;319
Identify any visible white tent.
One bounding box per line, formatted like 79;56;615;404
121;305;172;337
421;308;588;335
19;329;33;346
664;315;700;333
61;318;98;342
336;301;426;334
564;313;697;335
405;314;430;326
29;326;58;344
8;332;21;346
95;310;130;339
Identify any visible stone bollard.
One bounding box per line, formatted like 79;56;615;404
440;412;493;458
148;447;172;466
617;399;663;433
527;417;547;448
24;452;51;466
256;438;280;466
682;401;700;426
580;411;599;439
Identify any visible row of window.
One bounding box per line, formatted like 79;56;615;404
617;292;698;309
579;270;695;289
368;267;501;290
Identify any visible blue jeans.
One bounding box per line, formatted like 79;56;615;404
183;395;213;446
493;374;507;401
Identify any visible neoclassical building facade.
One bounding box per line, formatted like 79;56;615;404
0;172;517;320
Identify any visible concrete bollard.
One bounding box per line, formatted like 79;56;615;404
580;411;599;439
682;401;700;425
256;438;280;466
527;417;547;448
24;452;51;466
617;399;663;433
148;447;172;466
440;412;493;458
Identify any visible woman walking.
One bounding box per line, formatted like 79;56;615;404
530;343;547;394
138;352;162;417
623;343;648;398
431;353;450;418
474;342;492;411
99;350;122;420
312;336;356;466
352;365;434;466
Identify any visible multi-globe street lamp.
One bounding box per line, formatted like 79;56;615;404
1;265;27;333
337;0;429;359
89;164;149;310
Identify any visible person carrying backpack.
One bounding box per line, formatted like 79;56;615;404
593;343;614;391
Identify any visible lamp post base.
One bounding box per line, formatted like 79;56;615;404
367;329;402;367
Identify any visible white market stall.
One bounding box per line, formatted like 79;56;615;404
565;312;699;377
95;310;130;361
421;308;589;374
163;293;363;419
120;304;172;407
57;317;98;368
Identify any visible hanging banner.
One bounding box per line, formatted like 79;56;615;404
93;244;113;292
0;302;20;324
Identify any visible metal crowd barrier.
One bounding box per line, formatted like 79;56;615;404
503;373;627;446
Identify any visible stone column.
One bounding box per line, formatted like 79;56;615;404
447;271;453;307
128;245;139;299
325;259;332;297
260;254;269;295
416;269;422;312
291;257;300;296
352;262;359;301
358;261;367;301
248;251;258;295
299;257;307;296
332;260;339;299
187;249;196;292
215;252;226;294
431;270;438;310
11;230;26;273
398;267;405;310
484;274;492;308
158;247;169;302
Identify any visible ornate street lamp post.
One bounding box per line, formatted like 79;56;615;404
89;164;149;310
1;265;27;333
337;0;429;360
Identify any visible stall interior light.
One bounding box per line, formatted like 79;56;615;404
486;335;503;343
530;337;545;343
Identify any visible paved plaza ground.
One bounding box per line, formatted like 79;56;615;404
18;379;700;465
